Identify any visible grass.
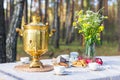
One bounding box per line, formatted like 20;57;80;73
17;38;119;60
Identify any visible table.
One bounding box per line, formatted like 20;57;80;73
0;56;120;80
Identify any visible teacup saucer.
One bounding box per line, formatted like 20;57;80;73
20;57;30;64
54;71;69;75
88;67;105;71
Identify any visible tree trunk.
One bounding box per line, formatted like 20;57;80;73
54;0;60;48
38;0;42;22
69;0;75;43
30;0;33;22
98;0;103;45
118;0;120;52
81;0;84;9
10;0;14;20
60;0;64;41
6;0;25;62
5;1;9;34
103;0;109;42
44;0;49;23
65;0;71;45
7;0;10;26
83;0;90;11
62;22;65;41
0;0;6;63
24;0;28;24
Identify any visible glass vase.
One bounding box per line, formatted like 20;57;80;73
85;42;95;58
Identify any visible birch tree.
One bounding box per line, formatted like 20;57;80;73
0;0;6;63
6;0;25;62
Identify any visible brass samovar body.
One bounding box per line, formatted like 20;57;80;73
16;15;55;68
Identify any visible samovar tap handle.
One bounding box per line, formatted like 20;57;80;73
16;28;23;36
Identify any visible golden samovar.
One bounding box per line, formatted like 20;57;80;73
16;15;55;68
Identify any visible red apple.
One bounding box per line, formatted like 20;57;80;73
78;56;83;60
85;58;93;64
95;58;103;65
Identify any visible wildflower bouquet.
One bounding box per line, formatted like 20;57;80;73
73;9;107;58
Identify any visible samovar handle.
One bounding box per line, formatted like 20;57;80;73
16;28;23;36
45;22;56;37
49;29;56;37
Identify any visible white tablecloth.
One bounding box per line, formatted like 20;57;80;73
0;56;120;80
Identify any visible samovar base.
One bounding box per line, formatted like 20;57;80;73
29;61;43;68
29;55;44;68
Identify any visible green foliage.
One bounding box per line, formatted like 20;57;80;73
73;9;108;45
17;39;119;60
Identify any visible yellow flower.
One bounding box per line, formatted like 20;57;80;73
104;16;108;19
78;18;82;22
83;23;89;28
78;30;82;33
88;35;91;39
73;22;77;26
98;25;104;32
96;33;100;40
78;10;83;14
97;38;100;41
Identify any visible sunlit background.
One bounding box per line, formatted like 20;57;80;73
3;0;120;60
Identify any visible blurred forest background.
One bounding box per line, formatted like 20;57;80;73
0;0;120;63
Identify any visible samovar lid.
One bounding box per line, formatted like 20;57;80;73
24;15;47;29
